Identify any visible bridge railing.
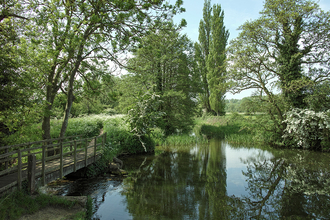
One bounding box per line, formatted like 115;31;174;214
0;132;107;192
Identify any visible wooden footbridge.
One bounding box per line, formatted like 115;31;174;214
0;132;107;195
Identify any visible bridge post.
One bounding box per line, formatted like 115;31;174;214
28;154;36;194
85;139;88;167
94;137;97;162
60;141;63;178
5;148;8;170
42;144;46;186
74;140;77;172
17;150;22;190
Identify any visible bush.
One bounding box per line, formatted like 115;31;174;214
282;109;330;150
103;117;155;154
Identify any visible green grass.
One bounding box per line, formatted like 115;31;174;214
0;190;79;220
161;134;208;146
194;114;263;146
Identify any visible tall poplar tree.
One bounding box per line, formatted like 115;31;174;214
207;4;229;116
195;0;229;115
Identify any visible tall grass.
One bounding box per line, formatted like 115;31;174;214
161;134;208;146
0;190;78;220
195;113;262;146
2;114;125;146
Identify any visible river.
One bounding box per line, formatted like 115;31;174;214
57;139;330;219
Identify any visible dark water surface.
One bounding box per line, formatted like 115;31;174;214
62;140;330;219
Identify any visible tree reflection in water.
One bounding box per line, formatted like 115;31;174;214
240;149;330;219
81;140;330;220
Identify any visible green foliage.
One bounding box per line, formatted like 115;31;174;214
195;0;229;115
49;116;103;138
305;80;330;112
86;141;117;178
103;117;155;154
126;91;165;152
124;22;199;136
85;196;93;220
283;109;330;150
0;6;40;146
228;0;330;147
2;115;106;146
162;134;208;146
239;96;267;114
206;4;229;116
0;190;77;220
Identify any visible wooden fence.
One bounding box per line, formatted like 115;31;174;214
0;132;107;194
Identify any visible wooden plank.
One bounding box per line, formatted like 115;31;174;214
0;151;17;160
0;134;82;152
74;140;77;172
5;148;8;169
85;139;88;167
28;154;36;195
0;165;17;176
17;150;22;190
60;141;63;178
94;137;97;162
42;145;45;186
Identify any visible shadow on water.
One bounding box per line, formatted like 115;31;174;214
59;140;330;220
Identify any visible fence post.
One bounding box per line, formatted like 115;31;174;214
17;150;22;190
85;139;88;167
5;148;8;170
74;140;77;172
28;154;36;195
103;132;107;149
70;137;73;153
94;137;97;162
42;144;46;186
60;141;63;178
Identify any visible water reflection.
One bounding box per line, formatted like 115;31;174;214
62;140;330;220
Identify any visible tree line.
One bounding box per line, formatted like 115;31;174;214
1;0;330;149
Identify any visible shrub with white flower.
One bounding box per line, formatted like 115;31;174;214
126;91;165;152
282;108;330;150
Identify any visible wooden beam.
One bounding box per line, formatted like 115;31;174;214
17;150;22;190
28;154;36;195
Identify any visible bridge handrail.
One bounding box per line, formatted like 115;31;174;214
0;132;107;192
0;134;83;151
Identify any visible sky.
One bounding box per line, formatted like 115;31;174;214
172;0;330;99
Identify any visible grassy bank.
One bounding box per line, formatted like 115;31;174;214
194;113;262;146
0;190;92;220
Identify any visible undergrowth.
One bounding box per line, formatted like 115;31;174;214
0;190;78;220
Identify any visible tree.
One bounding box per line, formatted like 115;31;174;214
228;0;330;142
195;0;229;115
206;4;229;116
0;1;40;145
126;91;165;152
24;0;185;141
125;22;199;135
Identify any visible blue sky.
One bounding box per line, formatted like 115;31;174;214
172;0;330;99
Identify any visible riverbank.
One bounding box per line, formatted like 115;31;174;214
0;190;92;220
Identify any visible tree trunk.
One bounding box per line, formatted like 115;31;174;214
59;39;86;138
42;84;57;156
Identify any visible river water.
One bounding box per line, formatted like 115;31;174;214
60;139;330;219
